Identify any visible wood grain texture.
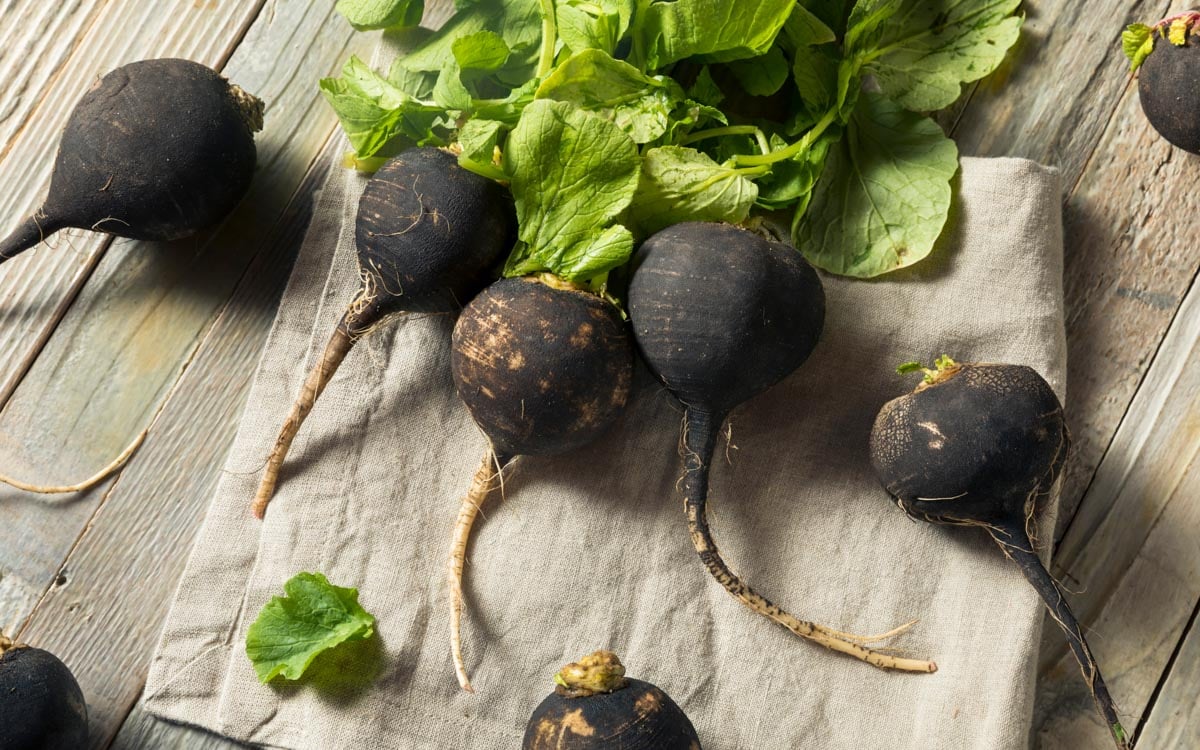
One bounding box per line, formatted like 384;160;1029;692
1136;605;1200;749
950;0;1183;534
1030;92;1200;742
11;128;340;748
0;0;267;408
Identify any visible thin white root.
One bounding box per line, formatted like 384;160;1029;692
449;451;505;693
0;429;147;494
819;619;920;646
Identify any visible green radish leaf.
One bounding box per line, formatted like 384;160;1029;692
726;44;791;97
452;30;511;73
433;61;474;110
687;66;725;107
1122;23;1154;71
335;0;424;30
245;572;376;684
784;5;837;47
795;92;958;277
755;132;835;212
628;146;759;235
791;43;840;115
504;100;641;282
850;0;1023;112
803;0;854;35
536;50;685;144
392;0;541;74
320;56;448;157
630;0;799;70
556;0;635;56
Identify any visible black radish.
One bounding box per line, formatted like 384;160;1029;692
0;634;88;749
448;276;634;691
252;147;516;518
0;58;263;265
1134;11;1200;154
869;358;1128;750
627;221;935;673
523;650;701;750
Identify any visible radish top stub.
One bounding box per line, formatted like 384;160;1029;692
451;277;633;457
44;58;260;242
628;222;825;416
869;363;1068;524
0;645;88;750
354;147;516;318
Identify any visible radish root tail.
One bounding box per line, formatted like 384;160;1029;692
989;527;1129;750
252;310;360;519
0;213;62;266
449;449;510;693
682;409;937;674
0;428;147;494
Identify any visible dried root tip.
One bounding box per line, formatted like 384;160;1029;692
0;429;147;494
0;213;63;266
683;409;937;674
227;83;265;133
252;316;357;519
449;450;510;693
989;528;1129;750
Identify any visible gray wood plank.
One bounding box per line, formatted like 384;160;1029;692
0;0;268;408
13;128;340;749
1029;116;1200;742
950;0;1181;535
1135;605;1200;749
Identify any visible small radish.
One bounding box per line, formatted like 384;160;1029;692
1125;11;1200;153
448;276;634;692
252;147;516;518
0;58;263;264
0;634;88;750
627;221;935;673
870;357;1128;750
523;650;701;750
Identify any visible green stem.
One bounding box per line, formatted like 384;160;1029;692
679;125;762;146
536;0;558;78
732;108;838;168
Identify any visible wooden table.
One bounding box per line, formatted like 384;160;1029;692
0;1;1196;748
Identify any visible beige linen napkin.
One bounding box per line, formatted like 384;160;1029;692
143;149;1065;749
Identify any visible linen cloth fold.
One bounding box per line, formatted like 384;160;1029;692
144;148;1065;749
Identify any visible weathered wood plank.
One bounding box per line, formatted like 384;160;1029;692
11;126;342;748
951;0;1181;533
1135;605;1200;749
0;10;367;750
1029;129;1200;744
0;0;268;408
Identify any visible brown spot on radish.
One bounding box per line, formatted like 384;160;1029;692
559;709;595;737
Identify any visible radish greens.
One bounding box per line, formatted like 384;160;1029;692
324;0;1023;280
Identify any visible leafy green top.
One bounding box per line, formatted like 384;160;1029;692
245;572;376;684
1124;12;1200;72
326;0;1023;285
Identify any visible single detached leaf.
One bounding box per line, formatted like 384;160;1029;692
629;146;758;235
795;92;959;277
504;100;641;282
335;0;424;30
536;50;683;144
853;0;1023;112
1122;24;1154;72
245;572;377;684
632;0;798;69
